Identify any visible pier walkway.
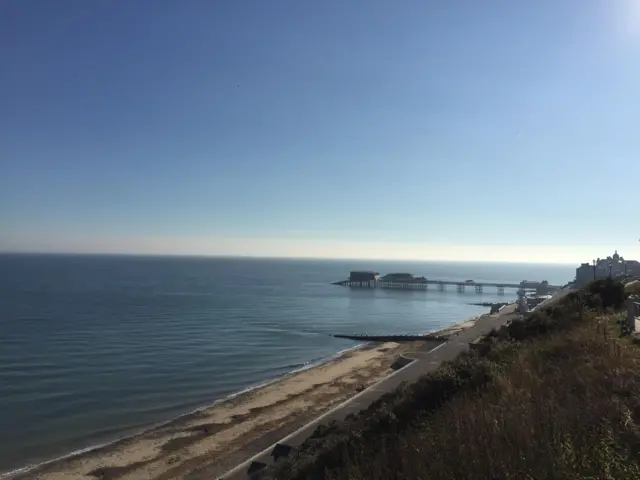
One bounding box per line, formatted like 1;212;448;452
334;279;560;295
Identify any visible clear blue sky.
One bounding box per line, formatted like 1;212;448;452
2;0;639;262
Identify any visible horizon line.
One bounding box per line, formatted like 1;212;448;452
0;250;578;266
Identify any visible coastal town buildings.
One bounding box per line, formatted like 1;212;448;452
575;251;640;286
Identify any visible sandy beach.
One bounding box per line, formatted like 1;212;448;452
11;336;451;480
5;304;503;480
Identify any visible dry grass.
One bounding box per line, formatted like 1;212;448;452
336;317;640;480
270;281;640;480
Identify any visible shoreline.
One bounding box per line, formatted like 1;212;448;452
5;314;486;480
0;342;368;480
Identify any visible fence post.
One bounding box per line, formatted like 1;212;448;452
628;297;637;333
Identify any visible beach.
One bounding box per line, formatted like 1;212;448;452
5;302;502;480
10;337;450;480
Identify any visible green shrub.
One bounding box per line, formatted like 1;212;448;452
585;278;626;310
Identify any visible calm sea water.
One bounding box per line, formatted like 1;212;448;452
0;254;574;474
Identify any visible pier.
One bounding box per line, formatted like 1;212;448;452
333;271;559;295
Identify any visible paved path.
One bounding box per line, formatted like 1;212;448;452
218;304;520;480
533;286;575;311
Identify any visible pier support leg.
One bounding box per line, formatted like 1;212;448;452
438;283;445;291
457;284;465;293
475;285;483;294
497;286;504;295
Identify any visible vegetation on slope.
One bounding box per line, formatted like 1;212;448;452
270;279;640;480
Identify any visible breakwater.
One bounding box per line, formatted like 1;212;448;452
469;302;509;308
332;333;445;342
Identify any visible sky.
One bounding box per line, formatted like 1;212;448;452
1;0;640;264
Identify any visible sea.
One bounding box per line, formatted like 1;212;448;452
0;254;575;475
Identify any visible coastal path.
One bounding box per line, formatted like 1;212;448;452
217;304;520;480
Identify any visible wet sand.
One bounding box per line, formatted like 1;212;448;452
12;340;437;480
10;314;484;480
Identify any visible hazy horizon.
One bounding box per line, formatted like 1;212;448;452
0;234;632;266
0;250;577;267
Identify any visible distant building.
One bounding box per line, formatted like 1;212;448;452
349;271;380;283
575;263;595;286
626;260;640;275
381;273;427;283
575;251;640;287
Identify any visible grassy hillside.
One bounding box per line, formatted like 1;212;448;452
269;279;640;480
